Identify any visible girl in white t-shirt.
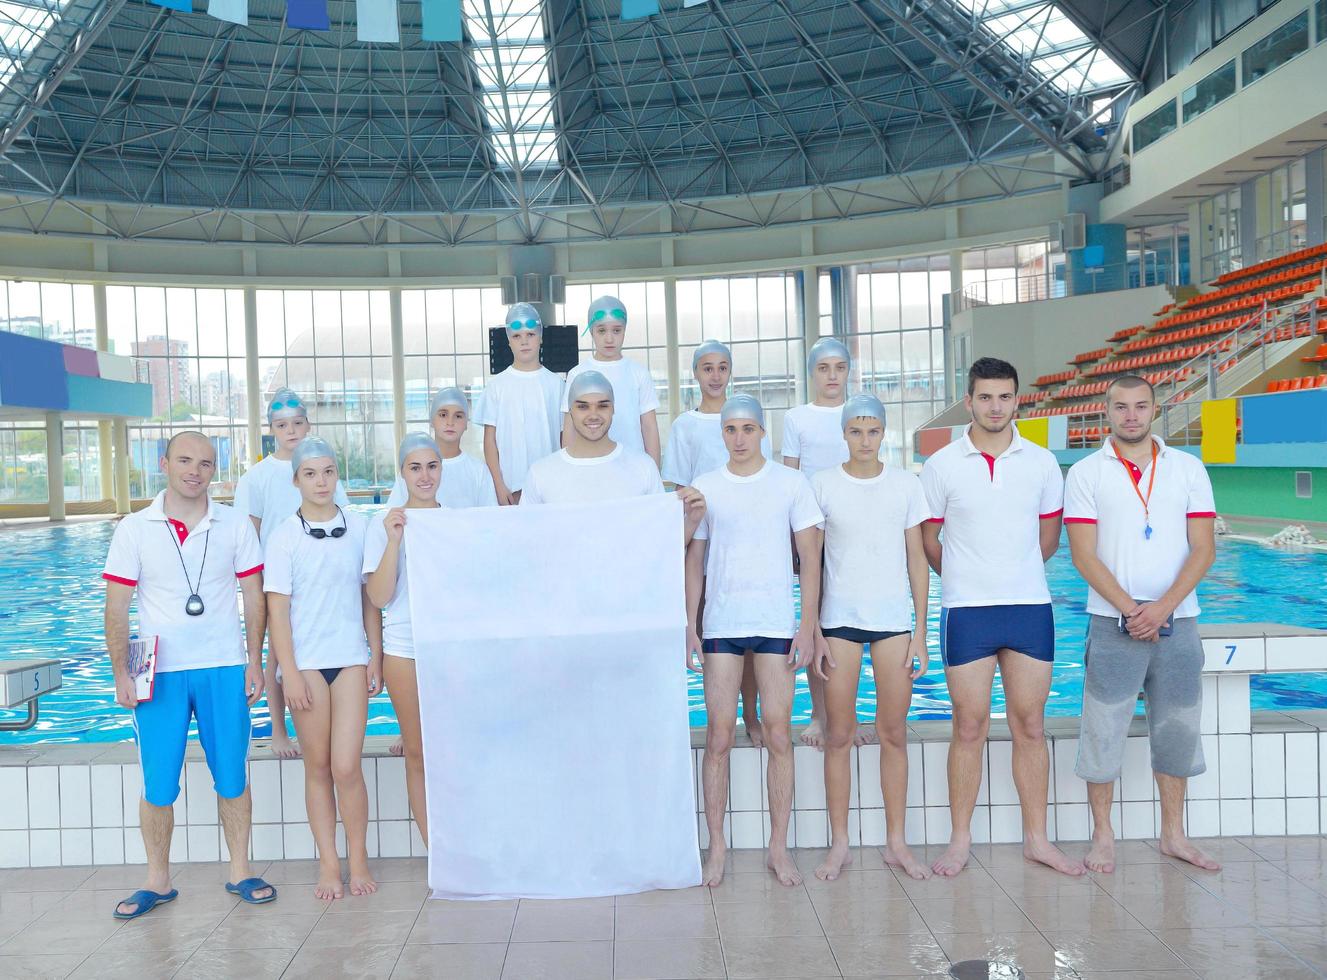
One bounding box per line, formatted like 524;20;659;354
561;295;662;465
809;394;932;884
363;433;441;846
264;438;381;902
386;386;498;510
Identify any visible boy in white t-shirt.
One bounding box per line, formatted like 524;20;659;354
264;438;381;902
687;395;824;889
233;387;350;760
809;394;932;883
782;337;852;750
476;303;565;505
385;386;498;509
562;295;662;465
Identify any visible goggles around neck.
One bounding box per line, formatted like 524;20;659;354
299;505;347;540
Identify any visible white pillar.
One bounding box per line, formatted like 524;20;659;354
390;288;406;447
244;288;261;463
663;277;680;420
798;264;819;404
112;419;131;514
45;412;65;522
94;283;113;502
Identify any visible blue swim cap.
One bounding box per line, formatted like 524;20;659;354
720;393;765;429
290;436;336;475
397;432;441;469
567;370;614;403
840;393;887;429
692;339;732;372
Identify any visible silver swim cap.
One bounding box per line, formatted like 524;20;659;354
290;436;337;475
807;337;851;373
566;369;614;403
267;387;309;425
841;393;887;429
691;339;732;372
429;386;469;417
720;393;765;429
397;432;441;469
585;295;628;334
505;302;543;335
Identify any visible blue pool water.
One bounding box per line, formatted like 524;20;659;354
1;514;1324;744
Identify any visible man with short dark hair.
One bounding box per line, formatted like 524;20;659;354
1065;375;1220;873
921;357;1083;877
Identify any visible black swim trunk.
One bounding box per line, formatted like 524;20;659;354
702;636;793;655
821;627;909;645
317;666;345;686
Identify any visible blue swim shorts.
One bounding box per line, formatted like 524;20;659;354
938;604;1055;668
702;636;793;655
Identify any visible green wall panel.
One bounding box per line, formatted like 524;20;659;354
1208;467;1327;522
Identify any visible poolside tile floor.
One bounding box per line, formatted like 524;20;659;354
0;838;1323;978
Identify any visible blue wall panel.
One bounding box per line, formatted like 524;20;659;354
1242;390;1327;445
0;332;68;411
65;376;153;418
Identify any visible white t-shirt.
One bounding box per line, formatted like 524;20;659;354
263;510;370;672
812;464;932;632
385;452;498;509
102;492;264;673
521;444;664;505
360;511;427;660
781;402;850;480
1064;437;1216;619
920;425;1064;608
475;366;564;492
562;356;660;454
661;409;772;487
691;461;824;638
233;452;351;547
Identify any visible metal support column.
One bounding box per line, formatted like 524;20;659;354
45;412;65;522
390;289;406;447
243;289;261;463
94;283;113;503
664;278;680;420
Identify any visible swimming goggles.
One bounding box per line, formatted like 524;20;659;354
299;506;347;540
508;318;541;331
589;308;627;324
269;398;303;411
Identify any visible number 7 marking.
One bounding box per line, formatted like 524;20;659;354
1225;644;1237;664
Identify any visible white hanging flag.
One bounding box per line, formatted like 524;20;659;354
683;0;711;7
356;0;400;42
207;0;247;25
407;495;701;900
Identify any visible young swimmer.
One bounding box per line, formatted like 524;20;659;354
264;438;380;900
386;386;498;509
476;303;565;505
810;394;932;882
523;371;706;534
233;388;351;760
782;338;853;751
363;433;442;845
661;339;772;746
686;394;824;888
562;296;662;465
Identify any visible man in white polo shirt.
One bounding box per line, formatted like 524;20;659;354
1065;375;1219;874
921;357;1083;878
103;431;277;920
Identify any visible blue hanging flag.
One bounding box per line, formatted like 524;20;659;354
288;0;330;30
421;0;462;42
356;0;399;42
622;0;659;19
207;0;247;25
151;0;193;11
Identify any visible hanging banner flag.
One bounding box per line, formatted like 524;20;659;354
207;0;247;25
683;0;710;6
421;0;462;42
356;0;399;42
287;0;330;30
151;0;194;11
622;0;660;20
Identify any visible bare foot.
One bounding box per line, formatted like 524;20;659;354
271;733;301;760
389;738;404;758
314;865;344;901
814;841;853;881
742;714;765;748
701;846;726;887
854;724;878;747
1024;837;1086;877
1160;835;1221;871
1084;834;1116;873
931;837;971;877
799;717;825;750
768;848;803;886
884;840;931;880
348;862;378;897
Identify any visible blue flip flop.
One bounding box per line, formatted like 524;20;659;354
113;888;178;920
225;877;277;905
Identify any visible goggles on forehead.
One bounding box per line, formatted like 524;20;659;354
589;307;627;324
270;399;304;411
508;318;540;332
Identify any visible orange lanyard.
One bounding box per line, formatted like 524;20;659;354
1113;439;1157;539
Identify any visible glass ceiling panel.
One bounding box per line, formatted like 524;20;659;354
0;0;70;90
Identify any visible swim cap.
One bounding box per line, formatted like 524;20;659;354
691;339;732;372
566;370;614;403
267;387;309;424
841;393;887;429
429;386;469;417
585;295;628;335
720;393;765;429
505;302;542;335
290;436;336;475
397;432;442;469
808;337;851;373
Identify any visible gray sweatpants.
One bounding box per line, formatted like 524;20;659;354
1075;614;1206;783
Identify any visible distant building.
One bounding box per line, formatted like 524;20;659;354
132;335;195;418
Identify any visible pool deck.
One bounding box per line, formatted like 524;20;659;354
0;839;1324;979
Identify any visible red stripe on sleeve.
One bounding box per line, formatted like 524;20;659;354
102;573;137;587
236;564;264;579
1039;508;1064;520
1186;511;1217;519
925;517;944;525
1063;517;1097;525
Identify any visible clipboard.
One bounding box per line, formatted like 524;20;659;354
127;636;158;702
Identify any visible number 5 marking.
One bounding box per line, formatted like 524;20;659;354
1225;644;1237;665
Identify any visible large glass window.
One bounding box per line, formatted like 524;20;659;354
1132;99;1178;152
1242;10;1309;84
0;281;96;346
1182;60;1237;122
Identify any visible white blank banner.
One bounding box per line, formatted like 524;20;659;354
407;495;700;900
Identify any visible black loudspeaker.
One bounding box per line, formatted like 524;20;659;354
488;324;581;375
